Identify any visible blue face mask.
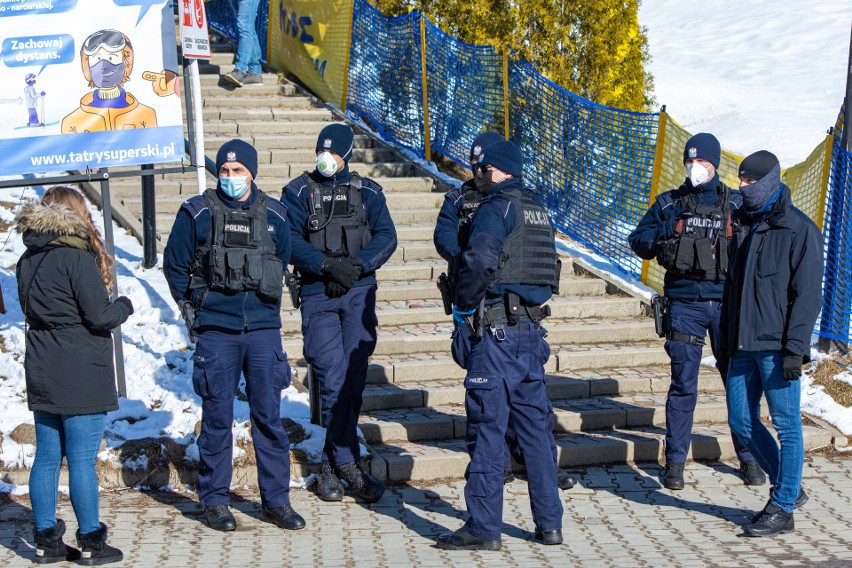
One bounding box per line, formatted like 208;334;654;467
220;176;249;199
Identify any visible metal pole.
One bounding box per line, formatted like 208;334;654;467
141;163;157;269
189;58;207;194
183;60;197;166
99;172;127;398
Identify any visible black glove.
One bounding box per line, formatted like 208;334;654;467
782;351;803;381
325;280;349;298
115;296;134;315
321;257;361;288
348;257;364;277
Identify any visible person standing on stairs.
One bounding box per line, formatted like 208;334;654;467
436;141;564;551
721;150;823;537
223;0;263;87
282;123;397;504
433;130;577;492
627;133;766;491
163;139;305;533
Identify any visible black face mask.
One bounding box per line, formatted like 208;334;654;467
474;166;493;194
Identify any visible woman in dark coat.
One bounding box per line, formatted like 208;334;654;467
16;186;132;565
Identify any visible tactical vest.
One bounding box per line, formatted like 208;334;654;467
303;172;372;257
489;189;559;293
186;189;285;302
656;185;733;282
456;186;483;252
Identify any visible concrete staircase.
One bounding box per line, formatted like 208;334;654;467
103;49;833;483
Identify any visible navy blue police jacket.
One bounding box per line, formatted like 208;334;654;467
720;185;824;358
281;166;398;297
434;180;473;264
627;175;742;300
455;177;553;310
163;184;291;331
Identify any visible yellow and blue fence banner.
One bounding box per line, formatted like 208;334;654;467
207;0;849;343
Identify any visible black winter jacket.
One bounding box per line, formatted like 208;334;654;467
720;185;824;358
16;202;131;415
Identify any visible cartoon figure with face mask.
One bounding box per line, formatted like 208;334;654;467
62;29;158;133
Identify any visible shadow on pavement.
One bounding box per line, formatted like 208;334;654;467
0;493;36;563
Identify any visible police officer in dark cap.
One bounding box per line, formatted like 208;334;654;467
433;131;577;491
628;133;765;490
164;139;305;532
436;140;564;550
282;123;397;504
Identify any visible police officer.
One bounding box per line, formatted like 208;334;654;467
627;133;765;490
436;141;563;550
164;139;304;532
433;131;577;491
282;123;397;503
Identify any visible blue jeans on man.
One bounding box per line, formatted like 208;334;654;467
664;298;754;464
235;0;262;74
30;411;107;533
726;350;804;513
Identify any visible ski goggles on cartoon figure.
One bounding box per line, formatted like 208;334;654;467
82;30;126;56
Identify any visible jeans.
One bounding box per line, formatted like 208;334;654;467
30;411;107;533
234;0;262;74
726;350;804;513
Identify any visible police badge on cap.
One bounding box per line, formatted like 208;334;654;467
227;151;237;162
688;147;698;159
473;145;482;157
324;139;332;148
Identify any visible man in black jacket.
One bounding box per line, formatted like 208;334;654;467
721;150;824;537
628;133;763;490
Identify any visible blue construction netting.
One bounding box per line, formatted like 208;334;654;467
204;0;269;62
819;114;852;342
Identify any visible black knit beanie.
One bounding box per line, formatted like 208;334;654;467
739;150;779;181
216;139;258;179
316;123;354;162
683;133;721;169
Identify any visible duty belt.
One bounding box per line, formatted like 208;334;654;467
667;329;705;346
483;303;551;328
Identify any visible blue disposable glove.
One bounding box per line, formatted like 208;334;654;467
452;305;476;325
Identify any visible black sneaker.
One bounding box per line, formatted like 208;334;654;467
261;504;306;531
317;462;344;501
751;487;808;523
739;460;767;486
436;529;501;551
661;463;685;490
223;69;247;87
204;504;237;531
744;504;794;537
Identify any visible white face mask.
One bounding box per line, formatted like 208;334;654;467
687;162;709;187
316;151;339;178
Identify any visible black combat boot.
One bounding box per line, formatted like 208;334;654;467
436;529;501;551
261;504;306;530
76;523;123;565
744;504;794;537
503;467;515;484
335;461;385;503
739;460;767;486
661;463;685;490
317;462;344;501
32;519;80;564
203;504;237;531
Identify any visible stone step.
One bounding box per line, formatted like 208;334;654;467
199;73;280;87
358;393;758;445
202;95;317;110
204;133;371;151
283;317;658;360
208;52;236;65
280;294;643;332
353;342;671;385
356;368;725;412
194;120;340;136
209;108;333;122
369;425;833;482
199;83;297;98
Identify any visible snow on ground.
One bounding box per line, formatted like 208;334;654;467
639;0;852;166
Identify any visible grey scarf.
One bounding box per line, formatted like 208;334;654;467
741;163;782;213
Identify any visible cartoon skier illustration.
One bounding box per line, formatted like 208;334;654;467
24;73;45;127
62;29;164;133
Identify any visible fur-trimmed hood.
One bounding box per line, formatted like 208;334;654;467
15;201;90;251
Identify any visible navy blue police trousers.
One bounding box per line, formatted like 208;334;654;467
300;285;377;466
664;298;754;464
461;322;563;540
192;327;292;509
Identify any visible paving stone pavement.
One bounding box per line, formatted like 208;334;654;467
2;455;850;567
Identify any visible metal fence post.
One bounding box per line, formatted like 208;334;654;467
99;171;127;398
141;164;157;269
419;13;431;161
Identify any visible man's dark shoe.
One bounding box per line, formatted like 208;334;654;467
33;519;81;564
335;461;385;503
744;504;794;537
503;467;515;484
751;487;808;523
436;529;501;550
204;505;237;532
261;505;306;531
739;460;767;486
534;527;563;545
557;469;578;490
317;462;344;501
661;463;685;490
